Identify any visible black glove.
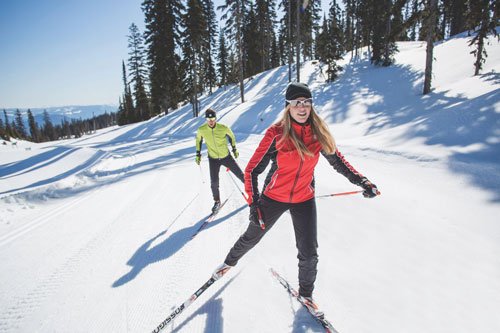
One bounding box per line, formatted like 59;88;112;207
360;178;380;198
232;147;239;159
249;194;266;228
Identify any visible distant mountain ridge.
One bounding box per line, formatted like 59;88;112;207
2;104;118;125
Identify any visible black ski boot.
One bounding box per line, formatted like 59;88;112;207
211;200;221;213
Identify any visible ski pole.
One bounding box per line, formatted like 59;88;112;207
225;168;265;230
198;164;206;184
225;168;248;202
316;190;364;198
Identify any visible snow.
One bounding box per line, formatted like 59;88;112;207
1;34;499;333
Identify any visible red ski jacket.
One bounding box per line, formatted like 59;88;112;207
245;121;365;204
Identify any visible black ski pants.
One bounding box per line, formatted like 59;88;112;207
224;195;318;297
209;155;244;201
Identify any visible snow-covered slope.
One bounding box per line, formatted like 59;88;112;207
0;34;499;333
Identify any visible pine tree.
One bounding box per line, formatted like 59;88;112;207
201;0;218;94
142;0;184;115
217;28;229;88
226;51;240;84
218;0;247;103
255;0;277;72
121;60;135;123
316;14;328;58
61;118;71;139
391;0;408;41
316;1;345;82
356;0;376;56
10;120;20;139
300;0;322;61
277;27;287;66
243;2;260;76
449;0;468;36
182;0;207;117
270;35;281;67
342;0;356;55
117;97;127;126
438;0;450;39
14;109;27;139
278;0;297;80
468;0;498;76
42;110;56;141
3;109;12;140
0;116;7;141
408;0;420;41
371;0;397;66
127;23;150;121
27;109;40;142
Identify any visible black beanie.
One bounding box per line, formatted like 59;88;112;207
285;82;312;106
205;109;216;118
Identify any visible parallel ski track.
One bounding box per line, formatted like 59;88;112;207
0;186;103;247
0;150;135;247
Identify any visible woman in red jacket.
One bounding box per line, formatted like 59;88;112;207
214;82;380;306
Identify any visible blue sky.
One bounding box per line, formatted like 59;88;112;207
0;0;330;109
0;0;145;108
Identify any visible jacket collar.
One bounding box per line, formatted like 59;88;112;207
291;117;311;134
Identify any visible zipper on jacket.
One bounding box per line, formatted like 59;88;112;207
211;125;221;159
289;125;307;202
289;159;303;202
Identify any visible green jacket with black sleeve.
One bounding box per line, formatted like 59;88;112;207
196;123;237;159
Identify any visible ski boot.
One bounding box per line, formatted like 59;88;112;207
299;295;325;318
212;263;232;280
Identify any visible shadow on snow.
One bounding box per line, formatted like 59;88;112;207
112;204;246;288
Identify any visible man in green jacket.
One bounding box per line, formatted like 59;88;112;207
196;109;244;212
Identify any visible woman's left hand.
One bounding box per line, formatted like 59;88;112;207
360;178;380;198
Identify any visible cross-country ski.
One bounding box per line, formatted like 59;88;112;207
152;276;216;333
190;197;229;239
270;268;340;333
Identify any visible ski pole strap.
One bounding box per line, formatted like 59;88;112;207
316;190;364;198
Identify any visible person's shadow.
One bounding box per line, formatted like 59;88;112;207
112;205;246;288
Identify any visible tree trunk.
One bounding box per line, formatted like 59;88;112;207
474;32;485;76
288;0;293;82
384;0;392;65
236;0;245;103
423;0;437;95
296;0;301;82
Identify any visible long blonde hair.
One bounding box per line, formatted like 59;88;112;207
277;105;336;160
